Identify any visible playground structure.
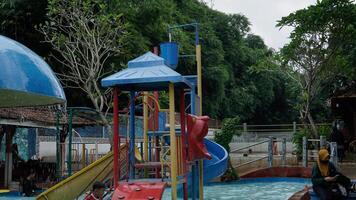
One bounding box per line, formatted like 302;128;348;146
35;23;228;200
101;23;228;200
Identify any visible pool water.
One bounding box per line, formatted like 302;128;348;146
0;178;311;200
162;178;311;200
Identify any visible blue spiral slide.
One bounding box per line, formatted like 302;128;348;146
202;138;229;182
181;138;228;198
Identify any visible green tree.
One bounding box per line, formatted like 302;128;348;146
277;0;356;136
1;0;301;124
214;116;241;181
39;0;126;142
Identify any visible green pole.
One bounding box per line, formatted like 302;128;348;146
56;111;61;179
67;109;73;176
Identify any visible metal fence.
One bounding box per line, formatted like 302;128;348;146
231;122;331;143
231;137;287;168
302;136;338;167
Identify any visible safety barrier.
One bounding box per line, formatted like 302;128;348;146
302;136;338;167
231;137;287;168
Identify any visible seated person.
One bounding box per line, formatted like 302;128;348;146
312;149;351;200
84;181;105;200
12;143;24;165
22;170;39;197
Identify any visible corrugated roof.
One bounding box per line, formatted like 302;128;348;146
0;107;104;128
101;52;191;91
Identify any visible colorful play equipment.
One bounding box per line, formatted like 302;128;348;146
100;23;228;200
36;23;228;200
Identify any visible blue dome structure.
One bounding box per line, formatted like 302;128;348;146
0;35;66;107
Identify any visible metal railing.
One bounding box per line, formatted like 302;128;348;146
302;136;338;167
230;122;331;143
232;137;287;168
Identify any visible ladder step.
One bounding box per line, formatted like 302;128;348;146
134;162;170;169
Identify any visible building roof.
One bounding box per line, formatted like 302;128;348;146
0;35;66;108
332;81;356;99
101;52;191;91
0;107;103;129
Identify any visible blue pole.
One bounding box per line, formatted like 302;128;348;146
129;91;136;179
149;136;152;161
190;85;198;200
27;128;36;159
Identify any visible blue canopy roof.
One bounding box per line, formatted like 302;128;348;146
0;35;66;107
101;52;191;91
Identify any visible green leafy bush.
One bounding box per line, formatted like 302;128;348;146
292;125;332;158
214;116;241;181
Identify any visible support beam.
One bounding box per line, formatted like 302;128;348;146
130;91;136;179
113;87;119;188
143;91;149;177
302;137;307;167
180;90;188;200
190;84;198;200
4;126;15;188
196;44;204;200
56;112;61;179
169;83;178;200
68;109;73;176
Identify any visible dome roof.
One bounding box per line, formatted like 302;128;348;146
0;35;66;107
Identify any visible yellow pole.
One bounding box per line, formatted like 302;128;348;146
143;92;149;177
196;44;204;200
81;144;86;168
169;83;178;200
196;44;202;114
178;137;181;175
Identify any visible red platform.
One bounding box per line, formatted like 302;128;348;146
112;182;166;200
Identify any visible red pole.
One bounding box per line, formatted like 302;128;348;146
153;46;161;178
180;90;188;200
113;87;119;188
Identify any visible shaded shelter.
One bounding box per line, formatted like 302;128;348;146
330;81;356;152
0;35;66;190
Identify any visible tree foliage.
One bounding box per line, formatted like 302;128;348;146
277;0;356;135
0;0;302;124
38;0;126;142
214;116;241;181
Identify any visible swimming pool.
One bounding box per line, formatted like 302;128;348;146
0;178;310;200
163;178;311;200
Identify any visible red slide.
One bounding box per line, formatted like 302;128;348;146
187;114;212;161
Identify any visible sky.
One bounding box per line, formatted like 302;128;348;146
203;0;317;49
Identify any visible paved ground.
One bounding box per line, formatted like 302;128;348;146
230;152;356;179
339;163;356;179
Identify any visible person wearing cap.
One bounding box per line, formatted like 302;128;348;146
84;181;105;200
312;149;351;200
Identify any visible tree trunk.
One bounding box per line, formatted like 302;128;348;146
307;112;318;138
87;90;114;147
98;113;114;147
